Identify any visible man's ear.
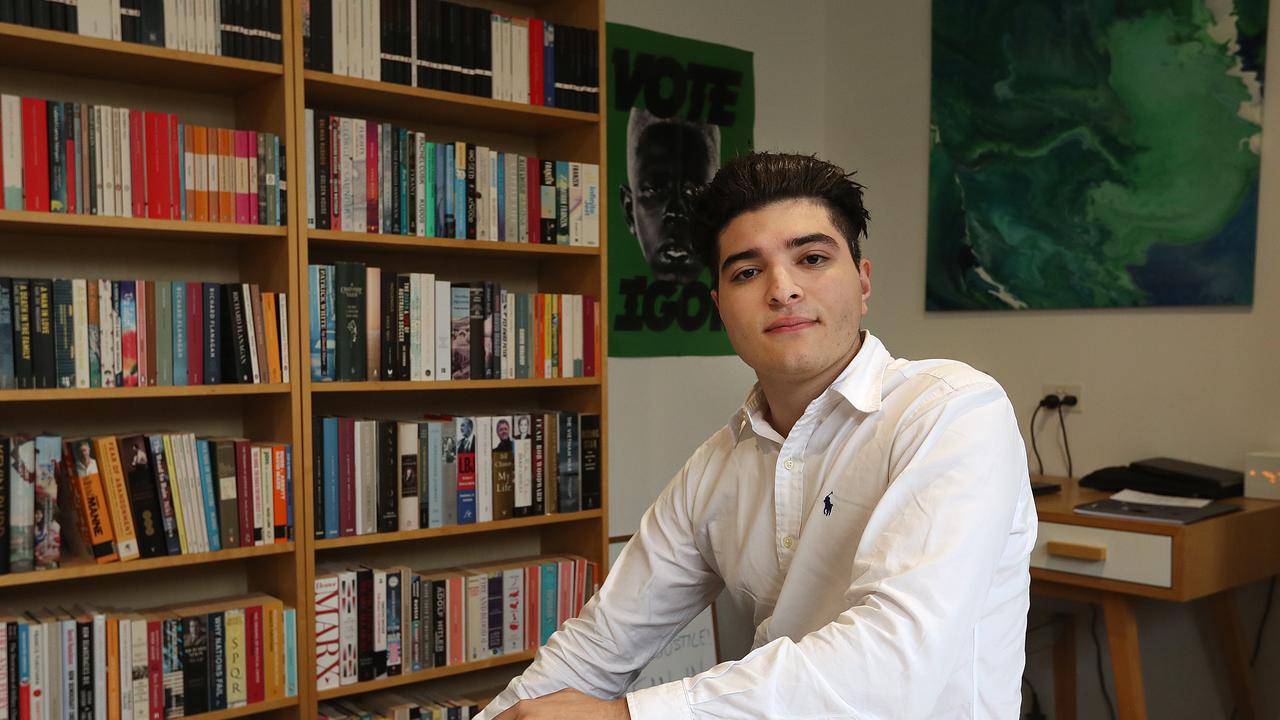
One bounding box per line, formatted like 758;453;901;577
619;183;636;235
710;287;718;309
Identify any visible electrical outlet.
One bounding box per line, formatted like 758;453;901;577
1042;384;1083;414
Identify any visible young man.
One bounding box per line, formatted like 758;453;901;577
480;153;1037;719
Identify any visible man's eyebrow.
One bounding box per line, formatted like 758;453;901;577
720;233;841;275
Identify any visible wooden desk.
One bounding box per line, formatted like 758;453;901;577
1031;476;1280;720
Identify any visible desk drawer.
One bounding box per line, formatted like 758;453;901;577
1032;522;1173;588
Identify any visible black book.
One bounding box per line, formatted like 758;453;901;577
376;420;397;532
468;284;484;380
308;0;332;71
47;101;65;213
406;129;416;236
444;2;462;93
558;411;580;512
587;29;600;112
580;413;601;510
399;0;412;85
532;413;546;515
203;283;222;385
464;143;476;239
356;567;375;681
272;0;284;63
379;0;394;82
474;5;491;99
459;4;474;95
0;278;15;390
417;0;439;89
76;618;93;720
6;622;18;709
31;0;49;28
52;279;75;389
119;435;168;558
380;272;397;381
315;111;330;229
0;439;8;575
220;284;253;383
140;0;163;46
210;440;239;549
29;279;55;389
146;435;182;556
312;419;325;539
278;141;287;225
207;612;227;710
0;1;13;24
219;0;233;57
430;578;446;667
12;278;33;389
181;616;209;715
394;274;410;379
555;25;568;109
14;0;30;26
49;0;64;31
486;572;502;653
120;0;140;42
539;160;557;243
255;0;269;62
65;0;78;33
333;261;366;381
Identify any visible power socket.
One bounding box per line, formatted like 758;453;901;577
1041;384;1083;414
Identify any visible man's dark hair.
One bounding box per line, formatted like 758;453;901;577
690;152;870;287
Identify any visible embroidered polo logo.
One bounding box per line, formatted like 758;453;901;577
823;492;834;516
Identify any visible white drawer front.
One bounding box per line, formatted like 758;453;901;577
1032;522;1173;588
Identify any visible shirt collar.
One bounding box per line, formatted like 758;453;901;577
730;330;893;443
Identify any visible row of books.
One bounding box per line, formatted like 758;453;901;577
0;277;291;390
302;0;600;111
0;0;283;63
314;555;599;688
0;594;297;720
304;111;600;246
309;266;598;383
311;411;600;539
0;432;293;575
0;95;287;225
318;687;497;720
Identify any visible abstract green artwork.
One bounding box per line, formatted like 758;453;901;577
928;1;1267;310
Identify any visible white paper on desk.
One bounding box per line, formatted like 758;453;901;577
1110;489;1213;508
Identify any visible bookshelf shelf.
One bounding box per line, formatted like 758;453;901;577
308;228;600;256
0;542;296;590
0;208;288;242
315;509;603;551
308;377;599;393
0;383;291;402
316;651;537;701
184;696;300;720
0;22;284;94
304;70;599;135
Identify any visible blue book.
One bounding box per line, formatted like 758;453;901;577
0;278;13;389
435;142;447;236
426;422;443;528
544;23;556;107
424;142;436;237
399;128;409;233
17;622;29;691
322;416;339;538
539;561;557;645
195;439;222;552
308;266;336;381
497;153;506;241
172;281;188;386
203;283;222;385
284;608;297;697
285;445;293;540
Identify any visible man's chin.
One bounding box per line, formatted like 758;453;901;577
650;265;704;285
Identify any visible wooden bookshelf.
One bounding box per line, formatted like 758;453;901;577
1;0;608;715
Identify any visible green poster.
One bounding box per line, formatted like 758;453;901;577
607;23;754;357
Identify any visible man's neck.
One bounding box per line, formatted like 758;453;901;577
760;332;864;438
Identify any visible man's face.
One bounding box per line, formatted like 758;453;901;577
461;419;473;436
497;422;510;441
622;123;715;284
711;199;872;382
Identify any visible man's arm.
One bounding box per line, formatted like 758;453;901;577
627;383;1034;719
476;446;726;720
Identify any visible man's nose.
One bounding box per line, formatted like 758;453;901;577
767;267;803;306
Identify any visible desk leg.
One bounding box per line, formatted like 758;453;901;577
1052;613;1077;720
1206;590;1258;720
1103;595;1147;720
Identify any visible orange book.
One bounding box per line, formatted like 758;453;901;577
271;444;287;543
106;616;120;720
261;597;284;699
92;435;140;561
218;128;235;222
64;438;120;563
261;292;282;384
193;126;209;222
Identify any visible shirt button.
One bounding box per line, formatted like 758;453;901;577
782;535;794;549
783;458;796;471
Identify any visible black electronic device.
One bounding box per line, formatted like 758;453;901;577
1080;457;1243;499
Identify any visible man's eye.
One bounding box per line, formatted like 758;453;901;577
802;254;827;266
733;268;759;281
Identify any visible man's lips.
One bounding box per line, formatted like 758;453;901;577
765;317;818;333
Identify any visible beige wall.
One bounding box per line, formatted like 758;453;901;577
607;1;1280;717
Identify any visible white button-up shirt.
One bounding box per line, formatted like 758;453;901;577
478;332;1038;719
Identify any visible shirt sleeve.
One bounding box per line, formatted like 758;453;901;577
475;448;725;720
626;381;1032;720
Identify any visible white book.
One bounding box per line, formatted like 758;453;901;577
503;568;523;653
212;0;221;56
306;109;316;228
92;612;106;720
129;615;149;720
163;0;177;49
575;294;585;376
117;618;132;720
476;416;493;523
396;422;419;530
409;273;423;381
503;16;514;103
249;440;263;544
278;292;290;383
260;445;274;545
241;283;261;383
183;125;195;222
337;570;358;684
332;0;347;76
419;272;434;379
184;0;196;52
112;106;124;216
409;0;418;86
71;279;89;388
340;118;354;231
433;280;450;381
503;289;515;379
415;133;426;236
314;574;342;690
362;422;377;532
118;107;133;217
368;0;380;81
111;0;122;41
569;161;583;246
78;0;113;38
100;107;116;217
354;119;366;232
62;618;77;720
514;413;531;510
351;0;364;80
185;433;210;552
488;149;499;241
373;568;387;655
97;280;113;387
475;145;489;240
112;283;121;383
504;153;517;241
582;163;600;246
465;574;487;660
1;95;23;209
352;424;366;534
516;18;529;103
490;14;502;100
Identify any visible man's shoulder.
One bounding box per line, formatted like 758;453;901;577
885;356;1009;415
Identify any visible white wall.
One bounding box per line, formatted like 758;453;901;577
606;0;1280;717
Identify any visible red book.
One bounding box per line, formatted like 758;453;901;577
248;131;259;226
329;117;341;231
146;619;163;720
129;111;146;218
366;119;378;233
235;440;255;547
169;115;180;219
186;282;203;385
144;112;168;219
235;130;249;224
583;296;595;377
272;444;287;543
21;98;49;211
526;156;540;243
529;19;544;106
245;604;265;704
338;417;355;537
